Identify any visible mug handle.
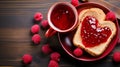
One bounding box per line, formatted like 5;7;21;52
45;28;57;38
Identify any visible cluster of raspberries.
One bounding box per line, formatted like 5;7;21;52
22;12;61;67
31;12;49;45
22;44;61;67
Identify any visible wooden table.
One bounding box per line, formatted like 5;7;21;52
0;0;120;67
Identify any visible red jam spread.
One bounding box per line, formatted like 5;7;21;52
81;16;112;47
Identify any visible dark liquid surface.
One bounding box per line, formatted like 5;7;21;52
81;16;111;47
51;4;75;30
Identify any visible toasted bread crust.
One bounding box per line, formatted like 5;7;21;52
73;8;116;56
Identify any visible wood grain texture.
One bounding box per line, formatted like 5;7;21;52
0;0;120;67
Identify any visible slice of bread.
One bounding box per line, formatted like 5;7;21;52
73;8;117;56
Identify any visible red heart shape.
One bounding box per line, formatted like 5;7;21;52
81;16;111;47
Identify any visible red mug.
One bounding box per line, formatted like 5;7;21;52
45;2;78;37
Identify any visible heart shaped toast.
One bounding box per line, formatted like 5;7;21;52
73;8;117;56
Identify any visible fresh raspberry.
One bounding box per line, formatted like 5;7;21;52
48;60;59;67
50;52;61;62
113;52;120;62
34;12;43;21
32;34;41;44
106;11;116;21
41;44;53;54
31;24;40;34
22;54;32;64
71;0;79;6
73;47;83;57
41;20;49;28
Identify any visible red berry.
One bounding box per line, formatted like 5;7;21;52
71;0;79;6
34;12;43;21
32;34;41;44
22;54;32;64
48;60;59;67
113;52;120;62
106;11;116;21
31;24;40;34
73;47;83;57
41;44;53;54
41;20;49;28
50;52;61;62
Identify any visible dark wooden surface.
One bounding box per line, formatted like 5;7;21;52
0;0;120;67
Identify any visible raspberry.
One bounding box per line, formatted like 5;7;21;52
41;20;49;28
32;34;41;44
34;12;43;21
73;47;83;57
48;60;59;67
50;52;61;62
71;0;79;6
106;11;116;21
31;24;40;34
41;44;53;54
22;54;32;64
113;52;120;62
